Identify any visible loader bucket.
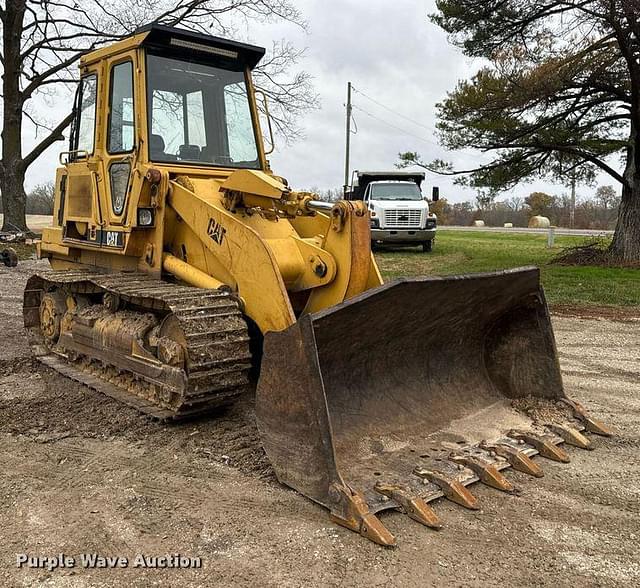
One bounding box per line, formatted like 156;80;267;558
256;267;612;545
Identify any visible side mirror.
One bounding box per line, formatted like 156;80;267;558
432;187;440;202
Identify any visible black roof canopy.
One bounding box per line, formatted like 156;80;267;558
136;24;266;70
354;171;426;187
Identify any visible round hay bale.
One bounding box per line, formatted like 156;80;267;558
504;222;513;228
528;215;551;228
472;220;485;227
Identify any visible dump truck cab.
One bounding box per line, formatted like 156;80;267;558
349;171;438;252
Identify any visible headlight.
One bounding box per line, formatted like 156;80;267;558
137;208;155;226
370;218;380;229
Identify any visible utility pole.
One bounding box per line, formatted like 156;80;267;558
570;171;576;229
343;81;352;196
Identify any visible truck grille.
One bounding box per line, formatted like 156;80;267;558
384;209;422;228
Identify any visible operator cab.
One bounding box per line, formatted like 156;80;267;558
68;24;266;171
145;51;260;169
57;25;268;253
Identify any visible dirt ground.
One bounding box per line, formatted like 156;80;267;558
1;260;639;588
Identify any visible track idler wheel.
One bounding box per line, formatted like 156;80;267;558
39;291;67;345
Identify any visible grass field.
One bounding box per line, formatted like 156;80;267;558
375;231;640;308
7;232;639;308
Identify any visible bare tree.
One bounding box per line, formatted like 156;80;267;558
0;0;317;231
26;181;55;215
475;190;495;210
505;196;524;212
254;40;317;142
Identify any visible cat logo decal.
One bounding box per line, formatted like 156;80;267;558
207;218;227;245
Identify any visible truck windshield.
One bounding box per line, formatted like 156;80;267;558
146;53;260;168
369;182;422;201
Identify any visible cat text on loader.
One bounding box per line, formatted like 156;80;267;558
24;25;612;546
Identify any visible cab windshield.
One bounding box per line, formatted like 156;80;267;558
146;53;260;168
369;182;423;201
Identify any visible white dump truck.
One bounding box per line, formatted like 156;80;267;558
347;171;439;252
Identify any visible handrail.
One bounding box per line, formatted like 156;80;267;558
255;90;276;155
59;150;89;165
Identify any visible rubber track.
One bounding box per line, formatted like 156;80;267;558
24;270;252;420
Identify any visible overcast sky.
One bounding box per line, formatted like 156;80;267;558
22;0;618;203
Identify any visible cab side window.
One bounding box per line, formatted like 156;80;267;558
224;82;258;163
108;61;134;153
76;75;98;155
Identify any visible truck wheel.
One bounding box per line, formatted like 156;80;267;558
371;241;379;252
422;240;433;253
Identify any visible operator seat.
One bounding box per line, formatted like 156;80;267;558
179;144;201;161
200;144;215;163
201;145;233;166
149;134;176;161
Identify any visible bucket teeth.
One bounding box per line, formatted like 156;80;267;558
508;430;570;463
547;423;593;450
413;467;480;510
329;484;396;547
479;441;544;478
374;482;442;529
448;453;515;492
561;399;613;437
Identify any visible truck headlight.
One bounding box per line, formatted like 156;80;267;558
370;218;380;229
137;208;155;227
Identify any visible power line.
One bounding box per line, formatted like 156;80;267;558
352;85;436;134
351;84;478;157
351;104;441;148
347;85;481;178
350;105;479;182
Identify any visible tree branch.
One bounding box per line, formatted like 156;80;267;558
530;142;628;185
22;112;74;169
21;49;93;100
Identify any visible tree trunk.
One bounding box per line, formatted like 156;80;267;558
0;167;27;233
609;180;640;262
610;95;640;262
1;0;28;232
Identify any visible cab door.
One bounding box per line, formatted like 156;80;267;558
102;55;137;235
61;72;103;244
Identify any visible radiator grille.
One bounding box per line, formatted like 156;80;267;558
383;209;422;228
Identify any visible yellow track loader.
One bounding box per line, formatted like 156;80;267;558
24;25;611;546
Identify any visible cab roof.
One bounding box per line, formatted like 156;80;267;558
80;24;266;70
